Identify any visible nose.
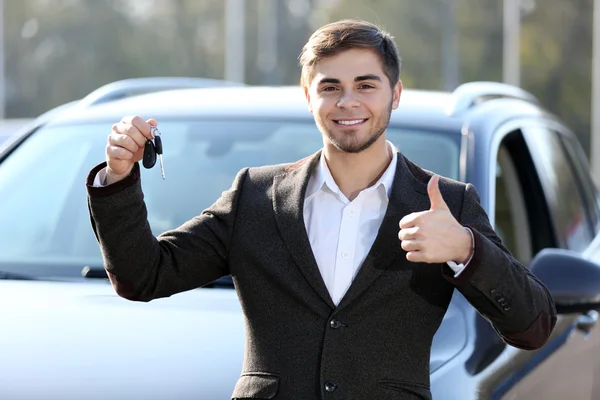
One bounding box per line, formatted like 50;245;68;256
336;90;360;109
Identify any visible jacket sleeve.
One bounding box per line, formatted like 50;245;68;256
86;161;247;302
442;183;557;350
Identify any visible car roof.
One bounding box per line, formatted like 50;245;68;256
46;85;465;132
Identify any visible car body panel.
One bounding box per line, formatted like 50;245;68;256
0;280;245;400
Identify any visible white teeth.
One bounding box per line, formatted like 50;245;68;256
337;119;365;125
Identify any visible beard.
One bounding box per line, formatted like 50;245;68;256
320;100;393;154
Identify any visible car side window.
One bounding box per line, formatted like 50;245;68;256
558;134;600;234
523;127;594;252
494;141;533;265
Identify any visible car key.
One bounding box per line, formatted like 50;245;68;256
143;138;157;169
142;126;165;180
154;132;165;180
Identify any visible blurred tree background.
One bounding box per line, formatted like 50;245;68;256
3;0;595;152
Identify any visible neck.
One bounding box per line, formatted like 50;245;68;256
323;137;393;201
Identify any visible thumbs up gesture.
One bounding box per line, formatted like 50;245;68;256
398;175;473;264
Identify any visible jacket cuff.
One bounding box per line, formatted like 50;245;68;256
500;310;557;350
441;225;484;285
86;162;140;197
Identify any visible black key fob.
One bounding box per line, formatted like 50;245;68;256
143;139;157;168
154;135;163;155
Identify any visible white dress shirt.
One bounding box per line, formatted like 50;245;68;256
93;168;108;186
303;142;468;306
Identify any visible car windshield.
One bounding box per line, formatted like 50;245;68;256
0;118;461;278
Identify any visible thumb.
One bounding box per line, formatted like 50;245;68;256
428;175;449;210
146;118;158;127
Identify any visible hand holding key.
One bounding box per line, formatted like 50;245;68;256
105;116;158;185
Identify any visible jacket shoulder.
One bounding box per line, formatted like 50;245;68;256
244;153;314;183
244;163;290;184
401;154;470;207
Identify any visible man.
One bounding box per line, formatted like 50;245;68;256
86;19;556;400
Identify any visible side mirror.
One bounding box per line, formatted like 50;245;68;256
530;248;600;314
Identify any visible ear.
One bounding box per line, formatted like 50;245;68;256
391;80;402;110
304;86;313;113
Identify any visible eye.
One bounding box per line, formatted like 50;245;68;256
321;86;338;92
359;84;375;89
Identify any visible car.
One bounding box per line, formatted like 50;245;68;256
0;118;33;145
1;78;600;399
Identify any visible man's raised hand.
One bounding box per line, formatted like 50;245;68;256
398;175;473;264
105;116;157;184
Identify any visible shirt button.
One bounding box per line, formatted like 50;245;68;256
342;252;349;259
324;381;337;392
348;209;356;216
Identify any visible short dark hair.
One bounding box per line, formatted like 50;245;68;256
298;19;401;89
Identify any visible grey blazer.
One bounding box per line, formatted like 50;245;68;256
86;149;556;400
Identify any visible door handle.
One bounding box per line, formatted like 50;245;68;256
576;310;599;336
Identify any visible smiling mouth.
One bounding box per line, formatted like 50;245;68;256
333;118;368;126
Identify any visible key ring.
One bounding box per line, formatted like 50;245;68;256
150;126;160;138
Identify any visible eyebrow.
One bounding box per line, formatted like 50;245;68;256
318;74;382;85
355;74;382;82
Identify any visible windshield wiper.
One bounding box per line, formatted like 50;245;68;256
203;275;234;288
0;270;36;280
81;266;108;279
81;266;234;288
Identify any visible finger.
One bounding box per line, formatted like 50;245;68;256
114;122;147;149
406;251;424;263
106;145;134;160
398;226;420;241
400;240;421;252
109;131;140;154
131;116;153;139
147;118;158;127
428;175;449;211
121;115;153;140
399;211;425;229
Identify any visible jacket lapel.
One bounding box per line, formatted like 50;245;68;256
273;150;335;309
336;152;429;311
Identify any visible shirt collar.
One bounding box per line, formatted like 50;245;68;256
305;140;398;200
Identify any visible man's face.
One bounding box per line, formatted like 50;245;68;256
304;48;402;154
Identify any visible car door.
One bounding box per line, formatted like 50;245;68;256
556;128;600;399
492;123;600;399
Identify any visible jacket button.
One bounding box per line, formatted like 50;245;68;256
325;381;338;392
330;319;342;329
